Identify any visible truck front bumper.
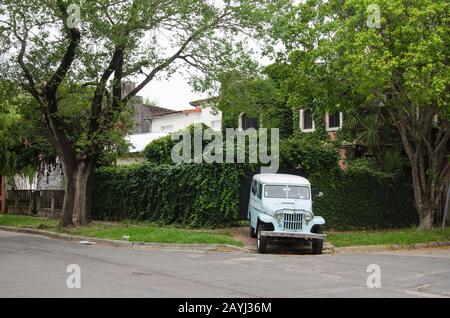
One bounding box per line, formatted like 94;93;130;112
261;231;326;240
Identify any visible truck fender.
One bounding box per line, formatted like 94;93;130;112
311;216;325;226
258;213;275;225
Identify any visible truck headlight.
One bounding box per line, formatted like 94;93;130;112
304;212;313;222
274;211;283;223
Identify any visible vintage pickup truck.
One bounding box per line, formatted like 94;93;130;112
248;173;326;254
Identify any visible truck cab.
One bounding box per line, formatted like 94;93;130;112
248;173;326;254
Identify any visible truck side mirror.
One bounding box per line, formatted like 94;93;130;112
312;187;323;198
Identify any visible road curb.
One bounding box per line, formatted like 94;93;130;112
2;225;447;254
0;225;249;253
334;241;450;254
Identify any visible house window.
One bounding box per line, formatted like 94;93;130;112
328;112;340;128
325;111;343;131
238;112;259;130
299;109;315;132
161;125;173;133
210;120;221;131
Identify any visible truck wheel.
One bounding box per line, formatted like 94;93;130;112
312;239;323;255
256;223;267;253
249;223;257;238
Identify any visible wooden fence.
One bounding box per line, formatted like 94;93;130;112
6;190;64;218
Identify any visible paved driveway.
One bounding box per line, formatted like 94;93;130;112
0;230;449;297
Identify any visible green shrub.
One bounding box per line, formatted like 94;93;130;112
280;135;338;175
382;148;404;173
143;123;274;172
311;166;418;230
143;123;211;165
347;157;378;170
92;163;243;228
142;134;176;165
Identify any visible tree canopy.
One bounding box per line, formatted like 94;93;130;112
0;0;289;226
269;0;449;228
0;81;55;178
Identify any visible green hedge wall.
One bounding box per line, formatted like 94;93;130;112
143;123;212;165
280;134;338;175
92;160;417;230
92;163;242;228
311;167;418;230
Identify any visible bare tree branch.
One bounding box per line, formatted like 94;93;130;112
94;0;117;25
178;54;208;72
121;33;196;104
44;1;81;111
121;5;233;103
89;47;124;134
11;11;42;102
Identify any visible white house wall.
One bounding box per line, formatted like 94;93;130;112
125;106;222;153
151;107;221;133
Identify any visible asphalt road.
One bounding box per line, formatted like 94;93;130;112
0;230;449;297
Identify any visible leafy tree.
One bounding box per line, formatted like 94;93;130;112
0;82;19;176
0;0;286;226
218;71;293;137
0;81;55;179
271;0;449;228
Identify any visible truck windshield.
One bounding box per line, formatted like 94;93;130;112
264;185;310;199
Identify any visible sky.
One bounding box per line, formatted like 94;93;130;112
115;0;289;112
138;73;207;111
137;47;277;111
135;33;281;111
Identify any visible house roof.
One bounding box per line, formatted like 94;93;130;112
144;104;182;118
253;173;310;186
189;97;218;107
144;102;207;119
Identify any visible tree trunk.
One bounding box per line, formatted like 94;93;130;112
418;204;433;230
392;110;439;230
60;163;75;227
407;149;436;230
59;158;95;227
43;113;96;228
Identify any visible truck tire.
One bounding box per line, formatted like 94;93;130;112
311;225;323;255
312;239;323;255
256;223;267;253
249;223;257;238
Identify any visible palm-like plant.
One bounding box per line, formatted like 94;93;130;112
347;105;403;172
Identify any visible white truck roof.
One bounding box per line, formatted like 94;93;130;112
253;173;310;186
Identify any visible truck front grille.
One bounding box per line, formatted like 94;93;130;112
283;211;303;231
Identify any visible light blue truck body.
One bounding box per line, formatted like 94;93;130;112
248;173;326;241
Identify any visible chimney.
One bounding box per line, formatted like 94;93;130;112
121;80;136;97
108;80;142;103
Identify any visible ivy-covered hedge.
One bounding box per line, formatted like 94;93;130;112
280;134;338;175
311;167;418;230
143;123;212;165
142;134;176;165
92;163;242;228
